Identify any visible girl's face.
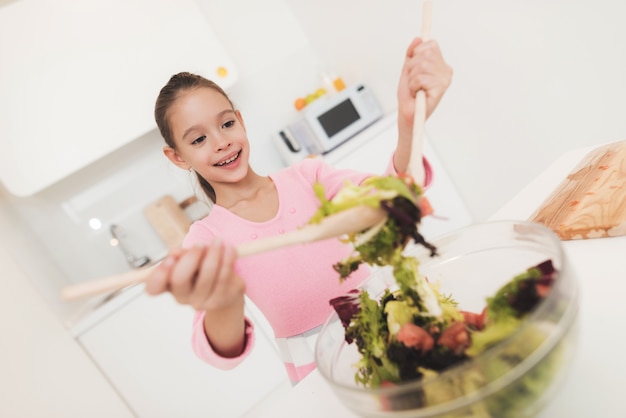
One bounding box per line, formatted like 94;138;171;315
164;87;250;187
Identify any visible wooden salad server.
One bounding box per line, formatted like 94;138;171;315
408;0;433;187
60;205;386;302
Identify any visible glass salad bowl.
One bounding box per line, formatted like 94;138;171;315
315;220;579;418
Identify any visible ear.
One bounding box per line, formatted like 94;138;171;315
163;146;191;171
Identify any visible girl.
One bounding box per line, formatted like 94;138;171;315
146;37;452;384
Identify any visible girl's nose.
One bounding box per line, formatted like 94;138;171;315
215;138;231;152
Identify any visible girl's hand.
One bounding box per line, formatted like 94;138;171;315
145;239;245;313
397;37;453;128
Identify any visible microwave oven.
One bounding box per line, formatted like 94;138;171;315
273;83;383;164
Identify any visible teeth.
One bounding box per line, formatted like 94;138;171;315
216;152;239;166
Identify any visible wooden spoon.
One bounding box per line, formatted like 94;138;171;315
60;205;386;301
408;0;433;187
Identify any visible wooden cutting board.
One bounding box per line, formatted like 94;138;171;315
530;140;626;240
144;195;192;249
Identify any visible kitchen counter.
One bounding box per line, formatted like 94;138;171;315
248;142;626;417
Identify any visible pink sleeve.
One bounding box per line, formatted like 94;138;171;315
384;154;434;190
190;310;256;370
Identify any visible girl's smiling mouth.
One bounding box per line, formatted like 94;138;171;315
214;150;241;167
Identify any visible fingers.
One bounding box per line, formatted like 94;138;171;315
400;38;452;119
190;240;244;311
144;240;244;312
144;248;182;295
189;239;226;306
406;40;450;94
405;37;423;59
144;245;206;301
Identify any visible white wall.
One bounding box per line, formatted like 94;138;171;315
286;0;626;220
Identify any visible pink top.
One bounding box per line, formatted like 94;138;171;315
186;156;433;378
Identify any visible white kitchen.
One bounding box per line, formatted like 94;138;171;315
1;0;626;417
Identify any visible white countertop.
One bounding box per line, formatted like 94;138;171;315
249;143;626;417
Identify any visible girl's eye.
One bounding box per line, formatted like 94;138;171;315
222;120;235;129
192;135;206;145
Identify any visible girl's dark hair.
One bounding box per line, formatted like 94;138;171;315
154;72;234;203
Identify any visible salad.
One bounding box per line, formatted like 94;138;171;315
309;174;562;414
328;258;557;388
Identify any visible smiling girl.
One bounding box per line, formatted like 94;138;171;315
147;37;452;384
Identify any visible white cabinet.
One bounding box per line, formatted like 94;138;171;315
0;237;134;418
0;0;238;196
324;114;473;239
77;291;288;418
